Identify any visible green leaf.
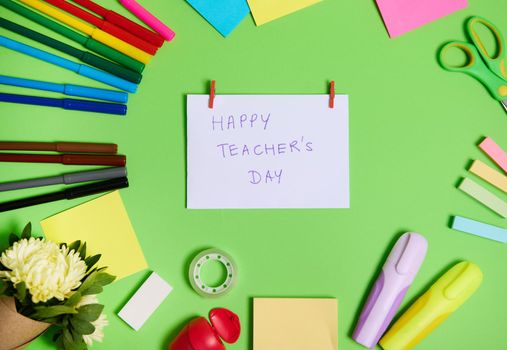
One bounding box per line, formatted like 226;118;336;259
74;304;104;322
52;330;62;342
62;330;87;350
84;254;101;271
8;233;19;245
78;242;86;260
21;223;32;239
81;284;103;295
0;279;6;295
65;292;82;307
70;328;86;344
68;241;81;253
62;328;74;345
76;303;103;322
56;335;65;350
70;317;95;335
78;271;97;293
32;305;78;320
95;272;116;286
15;282;26;302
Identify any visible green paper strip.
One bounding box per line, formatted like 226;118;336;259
459;178;507;218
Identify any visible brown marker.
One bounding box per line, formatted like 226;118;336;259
0;141;118;154
0;153;126;166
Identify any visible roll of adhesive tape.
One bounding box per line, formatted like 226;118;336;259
189;248;237;297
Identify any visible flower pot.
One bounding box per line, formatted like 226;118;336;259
0;296;50;350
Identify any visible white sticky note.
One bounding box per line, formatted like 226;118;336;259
186;94;350;209
118;272;172;331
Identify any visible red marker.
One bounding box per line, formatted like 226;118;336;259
69;0;164;47
43;0;158;54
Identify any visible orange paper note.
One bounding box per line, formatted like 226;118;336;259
253;298;338;350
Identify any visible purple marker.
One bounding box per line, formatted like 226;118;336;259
352;232;427;349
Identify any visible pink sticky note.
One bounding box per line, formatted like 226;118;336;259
479;137;507;174
375;0;468;38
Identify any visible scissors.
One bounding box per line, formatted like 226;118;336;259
438;16;507;112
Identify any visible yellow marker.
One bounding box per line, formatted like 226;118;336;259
379;261;482;350
19;0;152;64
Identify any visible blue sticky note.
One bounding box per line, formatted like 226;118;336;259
186;0;250;37
452;216;507;243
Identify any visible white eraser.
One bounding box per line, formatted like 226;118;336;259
118;272;173;331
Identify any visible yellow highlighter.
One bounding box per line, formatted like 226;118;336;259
379;261;482;350
19;0;152;64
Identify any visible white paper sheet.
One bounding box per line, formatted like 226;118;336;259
187;94;349;209
118;272;172;331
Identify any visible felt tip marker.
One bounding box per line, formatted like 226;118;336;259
0;167;127;192
44;0;158;54
0;152;126;166
0;36;138;93
0;17;142;83
70;0;165;47
0;75;128;103
119;0;175;41
0;93;127;116
0;177;129;213
0;141;118;154
19;0;152;64
0;0;145;74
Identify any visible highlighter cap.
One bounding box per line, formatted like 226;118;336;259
384;232;428;277
353;232;427;348
379;261;483;350
437;261;483;304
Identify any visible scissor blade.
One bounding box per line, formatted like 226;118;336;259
502;101;507;112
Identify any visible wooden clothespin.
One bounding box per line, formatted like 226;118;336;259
209;80;216;109
329;81;335;108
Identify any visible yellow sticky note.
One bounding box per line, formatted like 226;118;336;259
253;298;338;350
247;0;322;26
41;191;147;280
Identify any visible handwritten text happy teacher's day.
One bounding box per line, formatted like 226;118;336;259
211;113;314;185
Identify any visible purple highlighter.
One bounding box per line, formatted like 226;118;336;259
352;232;427;349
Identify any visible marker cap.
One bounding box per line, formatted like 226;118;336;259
379;261;483;350
353;232;428;348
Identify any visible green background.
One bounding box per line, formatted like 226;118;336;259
1;0;506;349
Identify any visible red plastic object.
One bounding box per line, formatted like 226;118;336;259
209;80;216;109
329;80;335;108
169;308;240;350
43;0;157;54
69;0;165;47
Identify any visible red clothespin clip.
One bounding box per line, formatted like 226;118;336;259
329;80;335;108
209;80;216;109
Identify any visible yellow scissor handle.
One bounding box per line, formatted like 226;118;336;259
467;16;507;80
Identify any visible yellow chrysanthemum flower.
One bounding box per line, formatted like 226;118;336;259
0;237;87;303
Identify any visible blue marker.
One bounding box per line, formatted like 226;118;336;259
0;36;137;93
0;92;127;115
0;75;128;103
